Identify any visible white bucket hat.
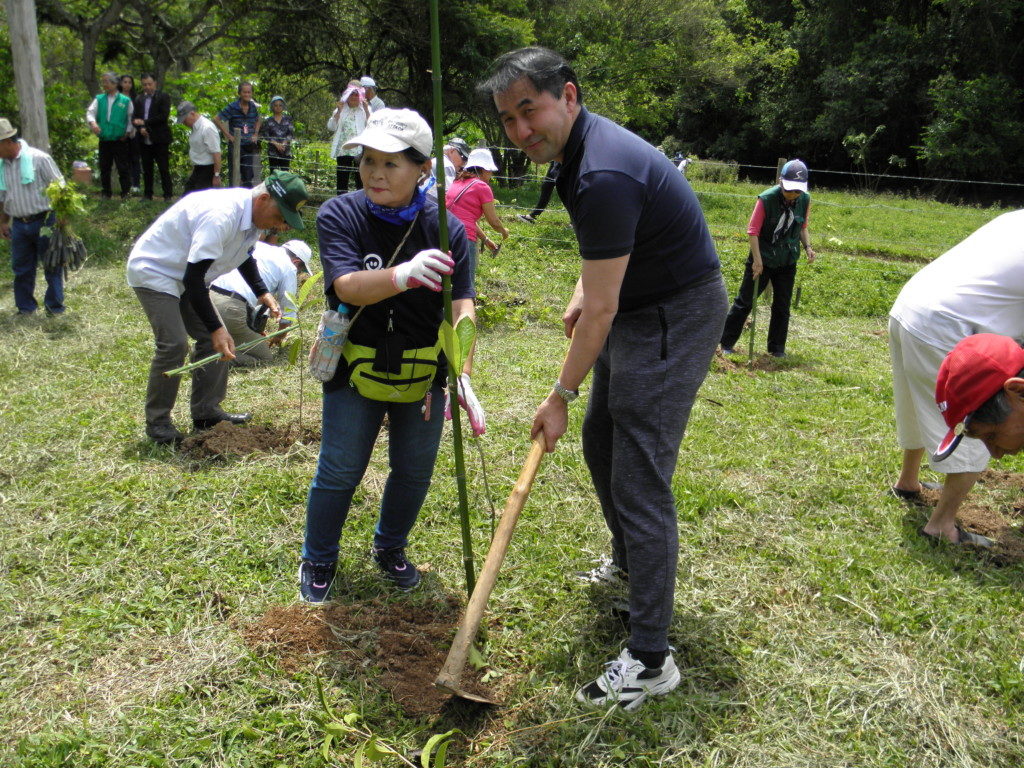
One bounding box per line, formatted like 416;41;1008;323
465;147;498;172
342;108;432;158
282;239;313;272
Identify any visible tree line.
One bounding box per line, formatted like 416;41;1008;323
3;0;1022;192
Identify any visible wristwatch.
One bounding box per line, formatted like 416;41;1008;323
553;380;579;404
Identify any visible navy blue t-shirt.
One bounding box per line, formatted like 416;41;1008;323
555;108;720;311
317;191;474;389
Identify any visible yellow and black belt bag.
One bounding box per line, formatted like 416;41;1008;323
340;333;442;403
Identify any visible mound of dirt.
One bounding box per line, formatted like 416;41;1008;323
180;421;318;459
241;598;494;717
978;469;1024;494
955;503;1024;564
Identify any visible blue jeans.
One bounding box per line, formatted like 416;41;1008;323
10;213;63;314
303;381;445;562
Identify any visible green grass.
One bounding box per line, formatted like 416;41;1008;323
3;187;1024;767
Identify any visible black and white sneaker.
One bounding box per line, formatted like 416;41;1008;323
298;560;336;604
372;546;421;591
575;648;681;712
575;556;629;587
576;556;630;613
516;214;536;224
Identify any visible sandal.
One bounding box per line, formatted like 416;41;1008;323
890;481;942;504
917;524;994;549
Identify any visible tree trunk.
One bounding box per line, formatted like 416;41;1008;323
6;0;51;152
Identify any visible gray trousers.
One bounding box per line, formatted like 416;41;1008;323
582;271;728;652
134;286;230;426
210;291;274;367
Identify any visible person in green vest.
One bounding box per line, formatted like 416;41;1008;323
86;72;134;199
720;159;818;357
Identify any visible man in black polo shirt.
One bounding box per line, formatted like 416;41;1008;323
481;47;728;711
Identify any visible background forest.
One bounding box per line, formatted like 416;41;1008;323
3;0;1024;196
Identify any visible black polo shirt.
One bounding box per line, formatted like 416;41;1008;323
555;108;719;311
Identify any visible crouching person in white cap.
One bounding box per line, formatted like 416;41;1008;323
210;238;313;366
127;170;308;444
299;108;484;603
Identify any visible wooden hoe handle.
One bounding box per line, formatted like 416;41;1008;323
436;438;546;694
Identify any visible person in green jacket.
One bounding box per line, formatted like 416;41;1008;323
86;72;134;199
720;159;817;357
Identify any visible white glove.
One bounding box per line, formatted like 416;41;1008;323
391;248;454;292
444;373;486;437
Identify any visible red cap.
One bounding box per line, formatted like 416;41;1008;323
933;334;1024;461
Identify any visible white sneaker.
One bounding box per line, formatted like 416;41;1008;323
575;556;628;587
516;214;535;224
575;648;681;711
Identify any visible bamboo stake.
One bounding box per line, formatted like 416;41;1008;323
163;326;292;377
747;274;761;362
430;0;476;597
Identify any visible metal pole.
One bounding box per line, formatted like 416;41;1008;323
430;0;476;597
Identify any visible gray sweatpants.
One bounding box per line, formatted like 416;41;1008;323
134;286;230;427
582;271;728;652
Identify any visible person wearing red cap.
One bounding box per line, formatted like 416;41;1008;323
934;334;1024;464
889;210;1024;546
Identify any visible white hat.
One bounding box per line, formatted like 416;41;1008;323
343;108;432;158
282;239;313;272
465;148;498;172
360;76;377;88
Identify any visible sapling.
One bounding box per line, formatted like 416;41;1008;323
42;180;88;275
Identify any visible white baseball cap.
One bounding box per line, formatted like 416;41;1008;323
343;108;432;158
360;76;377;88
465;148;499;172
282;239;313;272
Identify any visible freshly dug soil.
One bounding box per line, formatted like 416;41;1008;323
179;421;318;459
241;598;494;717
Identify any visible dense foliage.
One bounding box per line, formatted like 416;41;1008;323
2;0;1023;185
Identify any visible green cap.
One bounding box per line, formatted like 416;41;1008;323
265;170;308;230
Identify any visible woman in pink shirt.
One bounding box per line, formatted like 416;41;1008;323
445;148;509;279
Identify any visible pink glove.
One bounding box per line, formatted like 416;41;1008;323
444;373;486;437
391;248;454;292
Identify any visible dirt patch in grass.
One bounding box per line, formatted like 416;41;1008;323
911;471;1024;562
241;598;493;717
977;469;1024;495
180;421;319;459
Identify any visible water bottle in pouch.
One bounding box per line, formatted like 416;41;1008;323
309;307;351;381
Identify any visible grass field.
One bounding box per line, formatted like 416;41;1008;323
3;179;1024;768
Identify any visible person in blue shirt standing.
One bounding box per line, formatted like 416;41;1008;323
215;82;262;188
481;47;728;711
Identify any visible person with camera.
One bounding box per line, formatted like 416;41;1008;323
328;80;372;195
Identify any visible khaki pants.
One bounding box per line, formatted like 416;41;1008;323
134;287;231;427
210;290;274;366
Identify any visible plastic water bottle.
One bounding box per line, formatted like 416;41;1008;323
308;307;351;382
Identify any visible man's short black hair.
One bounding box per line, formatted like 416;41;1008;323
970;366;1024;425
238;81;253;94
477;47;582;106
140;73;155;81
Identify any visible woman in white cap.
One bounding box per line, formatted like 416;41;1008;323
260;95;295;171
359;76;386;112
299;108;486;604
445;147;509;279
327;80;371;194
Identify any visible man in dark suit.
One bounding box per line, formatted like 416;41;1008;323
133;74;174;200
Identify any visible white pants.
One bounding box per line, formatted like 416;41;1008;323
889;317;989;474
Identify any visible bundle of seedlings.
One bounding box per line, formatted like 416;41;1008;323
41;180;88;275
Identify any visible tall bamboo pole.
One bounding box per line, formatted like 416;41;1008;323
429;0;476;596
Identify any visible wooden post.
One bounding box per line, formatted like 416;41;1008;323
5;0;50;153
231;128;241;187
